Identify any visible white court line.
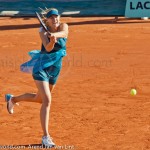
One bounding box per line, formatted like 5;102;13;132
0;11;19;15
62;11;80;15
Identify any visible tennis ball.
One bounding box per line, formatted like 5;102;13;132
130;89;137;96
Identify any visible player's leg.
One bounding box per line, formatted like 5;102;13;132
34;80;55;147
34;80;51;136
11;84;55;104
5;92;42;114
12;92;41;103
5;66;56;114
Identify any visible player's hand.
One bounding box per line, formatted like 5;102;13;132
50;35;57;44
48;33;54;38
44;31;51;37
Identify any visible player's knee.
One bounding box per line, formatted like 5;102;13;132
36;97;42;103
42;95;51;106
34;94;42;103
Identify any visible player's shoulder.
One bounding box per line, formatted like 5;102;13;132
39;27;44;33
60;23;68;28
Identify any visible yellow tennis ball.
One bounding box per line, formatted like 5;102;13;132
130;89;137;96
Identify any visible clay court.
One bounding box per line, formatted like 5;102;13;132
0;17;150;150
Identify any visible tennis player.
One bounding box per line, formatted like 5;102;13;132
5;8;69;148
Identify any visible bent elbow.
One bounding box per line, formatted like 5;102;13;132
63;31;68;38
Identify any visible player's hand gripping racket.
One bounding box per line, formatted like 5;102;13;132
35;12;51;36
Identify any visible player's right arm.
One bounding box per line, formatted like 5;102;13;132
39;27;56;52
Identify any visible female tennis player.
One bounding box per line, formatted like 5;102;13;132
5;8;69;148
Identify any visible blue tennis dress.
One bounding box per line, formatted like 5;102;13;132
20;38;67;84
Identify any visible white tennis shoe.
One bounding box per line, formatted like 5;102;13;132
5;94;19;114
42;135;55;148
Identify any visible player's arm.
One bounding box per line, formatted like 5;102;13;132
39;27;56;52
48;23;68;38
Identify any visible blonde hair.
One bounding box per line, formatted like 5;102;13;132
40;8;59;17
39;7;60;28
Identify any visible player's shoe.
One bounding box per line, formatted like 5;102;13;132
42;135;55;148
5;94;18;114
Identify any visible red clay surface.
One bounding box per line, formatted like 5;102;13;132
0;17;150;150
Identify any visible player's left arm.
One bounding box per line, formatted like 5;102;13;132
49;23;69;38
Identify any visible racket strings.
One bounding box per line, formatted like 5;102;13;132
37;8;49;29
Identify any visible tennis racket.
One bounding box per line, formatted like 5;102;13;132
35;12;51;35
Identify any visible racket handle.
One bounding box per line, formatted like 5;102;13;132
47;32;51;36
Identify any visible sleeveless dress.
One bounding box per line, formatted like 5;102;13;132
20;37;67;84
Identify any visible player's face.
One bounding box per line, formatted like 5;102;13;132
47;15;60;28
